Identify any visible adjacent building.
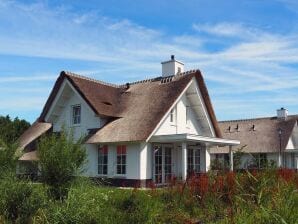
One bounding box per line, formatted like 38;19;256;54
210;108;298;170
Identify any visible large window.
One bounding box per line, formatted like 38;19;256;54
72;105;81;125
117;145;126;175
252;153;267;169
187;148;200;175
98;145;108;175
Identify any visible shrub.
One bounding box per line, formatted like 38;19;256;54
0;174;46;223
38;129;86;199
0;140;18;176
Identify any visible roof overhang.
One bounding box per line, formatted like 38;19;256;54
19;151;39;161
149;133;240;146
18;122;52;150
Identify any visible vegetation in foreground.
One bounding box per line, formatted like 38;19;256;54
0;169;297;223
0;121;297;223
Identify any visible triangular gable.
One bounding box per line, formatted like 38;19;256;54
286;121;298;150
39;71;121;122
149;77;216;138
44;78;98;126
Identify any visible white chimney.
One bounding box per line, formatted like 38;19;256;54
277;107;288;120
161;55;184;77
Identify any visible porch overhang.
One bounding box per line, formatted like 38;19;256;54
149;133;240;146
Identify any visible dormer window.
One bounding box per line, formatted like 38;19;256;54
72;105;81;125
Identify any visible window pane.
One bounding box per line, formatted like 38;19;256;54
117;165;121;174
103;165;107;175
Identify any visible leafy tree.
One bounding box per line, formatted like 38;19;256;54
0;115;30;145
37;129;86;199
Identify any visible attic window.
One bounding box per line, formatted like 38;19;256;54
72;105;81;125
170;107;176;124
102;101;112;106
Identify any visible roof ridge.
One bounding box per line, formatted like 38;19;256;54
63;69;200;88
219;116;276;123
63;71;121;88
219;114;298;123
118;69;200;87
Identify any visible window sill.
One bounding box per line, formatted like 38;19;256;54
170;123;177;127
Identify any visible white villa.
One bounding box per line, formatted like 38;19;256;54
18;56;239;187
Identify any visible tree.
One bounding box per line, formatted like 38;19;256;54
37;129;86;199
0;115;30;145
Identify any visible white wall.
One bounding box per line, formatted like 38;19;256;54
140;142;152;179
86;143;141;179
154;94;203;136
48;81;102;140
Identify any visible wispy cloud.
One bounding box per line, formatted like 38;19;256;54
0;75;56;83
0;1;297;121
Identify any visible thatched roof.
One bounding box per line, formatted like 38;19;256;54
19;150;38;161
210;115;298;154
36;70;221;143
18;122;52;150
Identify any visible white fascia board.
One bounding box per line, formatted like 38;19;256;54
192;77;215;137
150;133;240;146
44;79;97;122
145;79;194;142
45;79;67;121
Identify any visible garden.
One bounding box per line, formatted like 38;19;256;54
0;129;297;223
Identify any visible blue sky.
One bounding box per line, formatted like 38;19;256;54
1;0;298;123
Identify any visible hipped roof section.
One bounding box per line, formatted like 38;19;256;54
210;115;298;154
38;70;221;143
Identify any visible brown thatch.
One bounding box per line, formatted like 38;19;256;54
19;150;38;161
36;70;221;143
210;116;298;154
18;122;52;150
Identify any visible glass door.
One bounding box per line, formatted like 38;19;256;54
187;146;201;176
153;144;173;184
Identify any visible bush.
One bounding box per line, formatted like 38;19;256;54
38;129;86;199
0;174;46;223
0;140;18;176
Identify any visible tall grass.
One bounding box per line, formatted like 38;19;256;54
0;169;297;223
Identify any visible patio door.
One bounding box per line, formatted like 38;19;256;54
153;144;173;184
187;146;201;175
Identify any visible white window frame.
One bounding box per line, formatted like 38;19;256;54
116;145;126;175
252;153;267;169
187;147;201;175
72;104;81;126
169;107;176;124
186;106;190;126
98;145;108;176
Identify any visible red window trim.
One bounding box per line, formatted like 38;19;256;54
117;145;126;154
99;145;108;154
